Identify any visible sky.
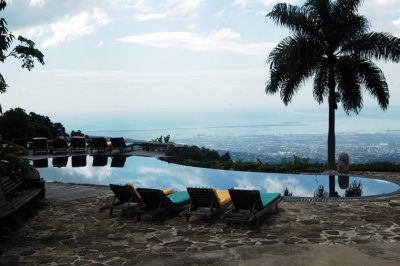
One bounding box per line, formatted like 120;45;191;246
1;0;400;135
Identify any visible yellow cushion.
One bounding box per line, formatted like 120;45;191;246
127;183;142;200
212;188;231;206
161;189;174;195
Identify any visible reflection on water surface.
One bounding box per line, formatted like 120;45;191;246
36;156;399;197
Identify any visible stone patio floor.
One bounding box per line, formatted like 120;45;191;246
1;172;400;265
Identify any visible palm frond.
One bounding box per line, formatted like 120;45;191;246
356;59;389;110
313;60;329;104
333;0;363;16
335;57;363;114
345;32;400;62
267;3;318;38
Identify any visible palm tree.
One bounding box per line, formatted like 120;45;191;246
265;0;400;166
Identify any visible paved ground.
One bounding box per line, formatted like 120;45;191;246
1;172;400;265
46;182;109;203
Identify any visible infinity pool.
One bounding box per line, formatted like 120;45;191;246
35;155;399;197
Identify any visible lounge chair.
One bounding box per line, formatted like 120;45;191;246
183;187;232;222
70;136;87;153
71;156;87;167
110;137;135;154
100;184;143;216
12;137;28;149
111;156;127;167
51;138;68;154
92;155;108;166
136;188;190;222
100;184;174;216
32;137;48;155
53;156;68;167
222;189;281;225
33;159;48;168
90;137;110;153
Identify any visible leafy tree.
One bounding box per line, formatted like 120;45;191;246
71;130;84;137
0;108;67;140
266;0;400;166
0;0;44;110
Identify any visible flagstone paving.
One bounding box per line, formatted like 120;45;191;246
1;172;400;265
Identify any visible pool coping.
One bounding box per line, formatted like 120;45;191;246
283;171;400;202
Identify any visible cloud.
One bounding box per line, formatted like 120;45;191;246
233;0;297;8
117;28;276;55
97;40;104;47
16;8;110;48
187;23;196;30
29;0;46;7
134;0;206;21
215;9;225;18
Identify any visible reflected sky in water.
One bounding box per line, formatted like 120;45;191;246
36;156;399;197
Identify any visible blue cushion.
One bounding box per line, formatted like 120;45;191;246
167;191;190;204
259;193;280;207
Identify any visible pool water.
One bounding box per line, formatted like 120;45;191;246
36;155;399;198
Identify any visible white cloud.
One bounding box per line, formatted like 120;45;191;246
16;9;110;48
97;40;104;47
117;28;276;55
215;9;225;18
134;0;206;21
29;0;46;7
187;23;196;30
234;0;297;8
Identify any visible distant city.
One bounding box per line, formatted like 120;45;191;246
177;132;400;164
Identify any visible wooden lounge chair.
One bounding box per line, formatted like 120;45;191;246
12;137;28;149
53;156;68;167
51;138;68;154
110;137;135;154
110;156;127;167
100;184;174;216
32;137;48;155
183;187;232;222
92;155;108;166
222;189;281;225
100;184;143;216
90;137;110;153
71;156;86;167
70;136;87;154
33;159;48;168
136;188;190;222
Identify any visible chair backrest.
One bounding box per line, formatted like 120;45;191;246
72;156;87;167
136;188;173;209
111;156;127;167
33;159;48;168
187;187;220;209
93;155;108;166
110;184;141;204
12;138;28;149
32;137;48;149
92;137;107;148
71;136;86;148
110;137;126;148
52;138;68;149
228;189;263;211
53;156;68;167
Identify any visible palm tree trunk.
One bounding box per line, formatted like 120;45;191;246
327;63;336;166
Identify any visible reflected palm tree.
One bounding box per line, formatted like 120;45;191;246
314;185;328;198
329;175;339;197
345;181;363;197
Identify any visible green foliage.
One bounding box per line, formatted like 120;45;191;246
0;140;30;180
345;181;363;197
0;107;68;140
0;1;44;93
314;185;328;198
349;162;400;172
152;135;171;143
